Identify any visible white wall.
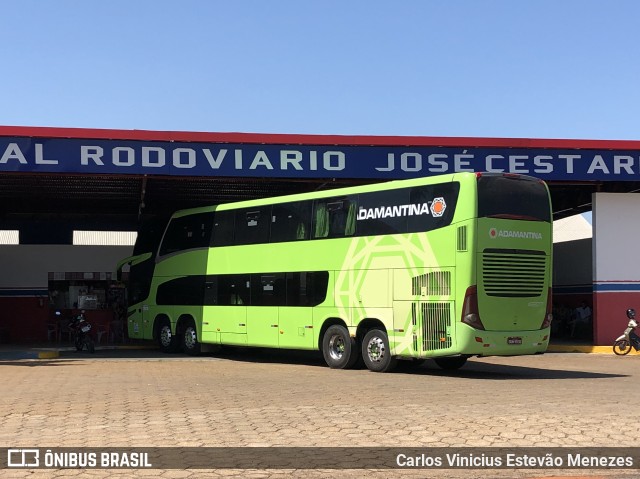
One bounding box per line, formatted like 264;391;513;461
593;193;640;282
0;245;133;289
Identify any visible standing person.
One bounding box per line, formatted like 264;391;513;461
571;301;592;338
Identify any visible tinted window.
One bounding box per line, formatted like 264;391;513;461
156;276;205;305
270;201;312;243
477;175;551;222
251;273;286;306
211;274;251;306
201;272;328;307
133;215;170;256
312;197;357;239
128;260;155;305
287;271;329;306
235;207;271;245
212;210;235;247
356;183;460;235
406;182;459;233
356;190;409;236
159;213;213;256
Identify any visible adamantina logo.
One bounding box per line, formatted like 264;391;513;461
489;228;542;240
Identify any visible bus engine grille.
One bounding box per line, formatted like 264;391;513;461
413;302;452;351
482;249;547;298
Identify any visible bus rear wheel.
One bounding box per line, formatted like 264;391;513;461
182;321;201;355
434;356;468;370
362;329;397;373
322;325;357;369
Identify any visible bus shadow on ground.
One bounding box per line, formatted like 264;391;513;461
46;347;630;381
206;347;628;380
395;360;627;380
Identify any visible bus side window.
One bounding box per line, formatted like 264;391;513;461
236;207;270;245
251;274;286;306
217;275;250;305
313;198;357;239
286;271;329;306
211;210;235;247
204;278;218;305
159;213;213;256
270;201;312;243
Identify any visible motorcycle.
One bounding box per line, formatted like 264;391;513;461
613;308;640;356
68;310;95;354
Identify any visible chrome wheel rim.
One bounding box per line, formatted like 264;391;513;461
367;336;385;362
160;326;172;347
328;334;345;361
184;327;197;350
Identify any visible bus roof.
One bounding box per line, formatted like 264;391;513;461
170;173;472;218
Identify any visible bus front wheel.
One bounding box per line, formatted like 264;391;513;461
157;320;179;353
362;329;397;373
322;325;357;369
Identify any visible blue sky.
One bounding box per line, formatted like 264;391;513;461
2;1;640;140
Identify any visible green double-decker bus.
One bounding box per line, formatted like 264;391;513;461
118;172;553;372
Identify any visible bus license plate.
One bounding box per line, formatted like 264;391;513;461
507;337;522;345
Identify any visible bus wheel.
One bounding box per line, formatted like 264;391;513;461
434;356;467;370
182;321;201;355
322;325;355;369
363;329;397;373
158;320;178;353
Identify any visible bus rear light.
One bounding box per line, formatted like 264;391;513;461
540;287;553;329
475;336;483;343
461;285;485;330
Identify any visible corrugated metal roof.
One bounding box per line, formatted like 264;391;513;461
553;213;592;243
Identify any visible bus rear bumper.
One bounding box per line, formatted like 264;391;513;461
455;327;550;356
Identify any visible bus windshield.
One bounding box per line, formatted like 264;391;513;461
477;174;551;222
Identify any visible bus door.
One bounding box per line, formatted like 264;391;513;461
279;272;323;349
246;274;281;347
217;275;249;346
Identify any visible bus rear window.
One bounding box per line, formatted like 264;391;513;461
477;175;551;222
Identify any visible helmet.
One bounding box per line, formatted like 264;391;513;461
627;309;636;319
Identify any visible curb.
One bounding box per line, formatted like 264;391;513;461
547;344;640;355
0;350;60;360
1;344;638;360
0;343;155;360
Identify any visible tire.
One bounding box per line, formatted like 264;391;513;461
613;339;632;356
182;321;201;355
434;356;468;370
74;335;83;351
322;325;356;369
362;328;397;373
157;320;179;353
87;339;95;354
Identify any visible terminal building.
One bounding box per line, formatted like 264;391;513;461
1;125;639;346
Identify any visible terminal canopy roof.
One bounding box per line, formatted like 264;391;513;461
1;126;639;242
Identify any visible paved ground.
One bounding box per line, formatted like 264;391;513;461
0;348;639;478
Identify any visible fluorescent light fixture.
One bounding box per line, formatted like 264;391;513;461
73;231;137;246
0;230;19;245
